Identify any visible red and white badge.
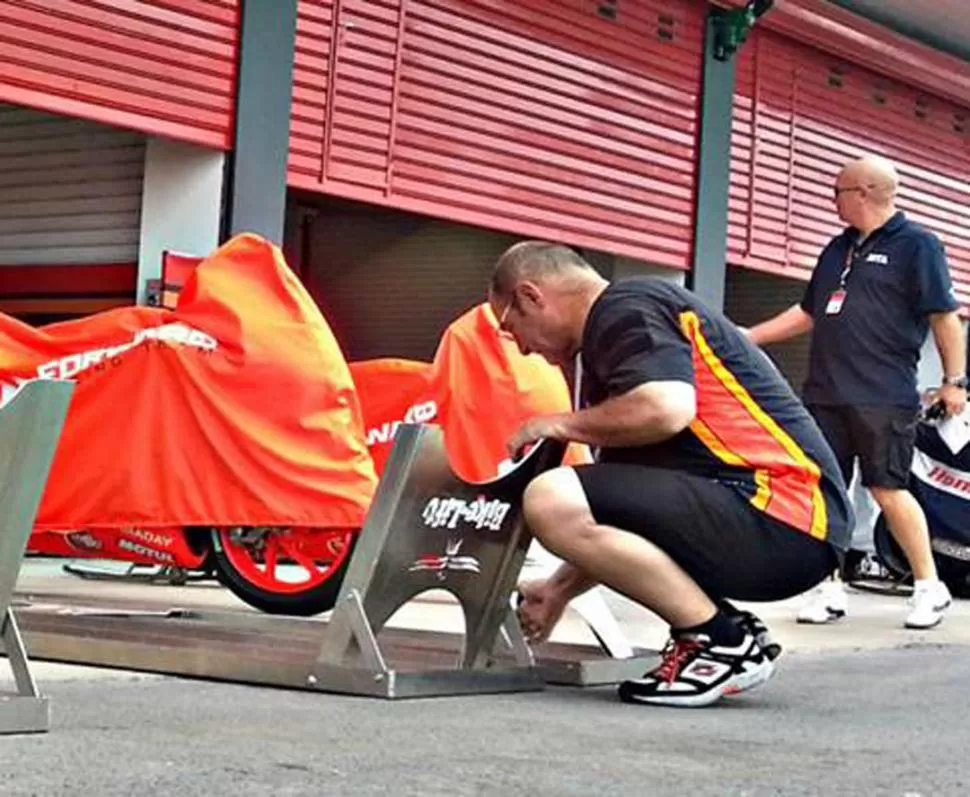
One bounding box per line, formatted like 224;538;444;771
825;289;847;315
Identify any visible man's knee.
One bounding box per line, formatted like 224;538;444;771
523;467;595;548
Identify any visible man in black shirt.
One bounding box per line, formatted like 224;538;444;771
490;241;852;707
748;156;967;629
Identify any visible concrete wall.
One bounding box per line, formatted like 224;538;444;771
136;137;225;304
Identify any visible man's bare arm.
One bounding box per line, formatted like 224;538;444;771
548;381;696;448
746;304;814;347
930;311;967;381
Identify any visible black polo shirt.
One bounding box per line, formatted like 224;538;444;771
580;278;852;549
801;212;958;408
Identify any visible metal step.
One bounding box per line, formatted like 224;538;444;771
9;592;655;694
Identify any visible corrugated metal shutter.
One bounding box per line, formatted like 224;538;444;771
723;267;811;395
0;0;239;149
289;0;704;269
729;29;970;309
295;201;517;360
0;103;144;267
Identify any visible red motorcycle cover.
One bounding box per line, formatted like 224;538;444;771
0;234;377;531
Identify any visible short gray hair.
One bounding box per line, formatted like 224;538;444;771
490;241;595;299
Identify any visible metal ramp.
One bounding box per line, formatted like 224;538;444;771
12;424;655;699
0;380;74;734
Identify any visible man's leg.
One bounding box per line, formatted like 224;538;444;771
854;406;952;628
807;404;856;489
522;467;718;630
868;487;937;580
518;464;832;706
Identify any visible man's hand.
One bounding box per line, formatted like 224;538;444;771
507;414;566;460
745;304;814;347
938;383;968;417
516;578;569;644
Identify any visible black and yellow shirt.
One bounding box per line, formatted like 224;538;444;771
580;278;852;550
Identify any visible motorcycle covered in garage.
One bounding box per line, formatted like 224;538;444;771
0;233;378;616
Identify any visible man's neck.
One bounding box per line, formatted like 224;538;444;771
565;278;609;360
856;207;897;241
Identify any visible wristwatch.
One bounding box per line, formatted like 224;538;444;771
942;375;969;389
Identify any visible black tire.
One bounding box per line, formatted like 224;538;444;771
873;514;970;597
209;528;356;616
872;513;911;581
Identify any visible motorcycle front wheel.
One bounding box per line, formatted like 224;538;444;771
209;526;357;616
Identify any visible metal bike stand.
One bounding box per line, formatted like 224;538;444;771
307;425;563;698
308;424;656;699
0;380;74;734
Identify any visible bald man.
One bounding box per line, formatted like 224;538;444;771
747;155;967;629
494;242;852;707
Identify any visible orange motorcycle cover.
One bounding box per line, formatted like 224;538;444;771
0;234;377;530
430;303;589;481
348;358;435;475
350;303;589;484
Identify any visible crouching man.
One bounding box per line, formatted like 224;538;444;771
492;242;852;707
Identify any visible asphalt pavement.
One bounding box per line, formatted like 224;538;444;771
1;646;968;797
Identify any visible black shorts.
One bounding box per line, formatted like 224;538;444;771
807;404;916;489
573;463;838;602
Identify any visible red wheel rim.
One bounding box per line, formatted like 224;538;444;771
217;527;355;594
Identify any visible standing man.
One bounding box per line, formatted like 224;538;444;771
493;241;852;707
746;155;967;629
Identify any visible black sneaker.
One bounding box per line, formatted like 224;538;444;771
733;610;783;661
618;631;775;708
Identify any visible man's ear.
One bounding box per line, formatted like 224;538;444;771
519;280;544;309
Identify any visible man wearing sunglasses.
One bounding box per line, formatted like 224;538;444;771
491;241;852;707
747;155;967;629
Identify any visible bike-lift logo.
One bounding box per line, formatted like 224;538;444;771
409;538;482;582
409;495;511;580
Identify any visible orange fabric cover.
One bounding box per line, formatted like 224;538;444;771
349;358;435;475
348;304;587;483
0;234;377;530
430;303;588;482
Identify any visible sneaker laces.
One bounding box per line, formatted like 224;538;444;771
656;637;704;684
907;582;936;608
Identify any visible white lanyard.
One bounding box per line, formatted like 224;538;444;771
572;352;583;411
572;353;600;462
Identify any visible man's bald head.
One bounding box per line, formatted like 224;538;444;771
838;155;900;207
488;240;608;366
490;241;598;300
834;155;902;232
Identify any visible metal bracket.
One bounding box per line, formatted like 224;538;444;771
62;562;210;586
497;607;535;669
711;0;774;62
0;610;49;734
0;380;73;733
337;588;388;673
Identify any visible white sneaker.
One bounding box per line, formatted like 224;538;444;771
905;580;952;629
796;581;848;624
617;632;775;708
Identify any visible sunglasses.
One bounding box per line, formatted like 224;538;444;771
833;185;866;198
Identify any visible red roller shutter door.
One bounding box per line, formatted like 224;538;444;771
729;28;970;309
0;1;240;149
289;0;705;269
